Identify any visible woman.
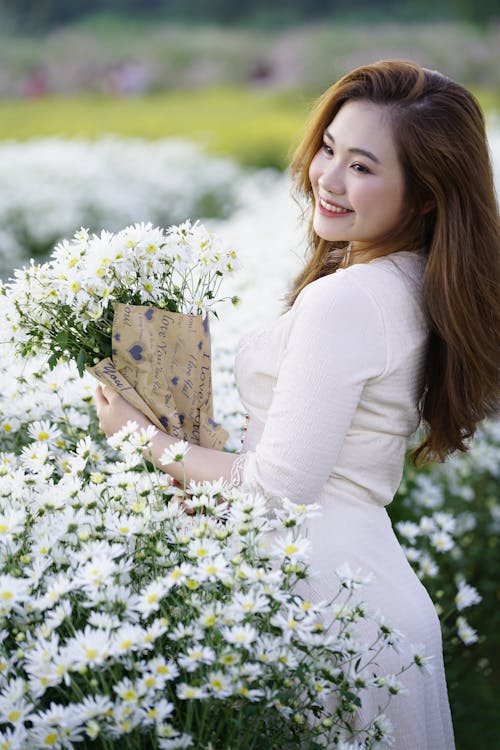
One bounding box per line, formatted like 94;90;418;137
95;61;500;748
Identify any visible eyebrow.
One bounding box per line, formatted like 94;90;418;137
324;129;381;165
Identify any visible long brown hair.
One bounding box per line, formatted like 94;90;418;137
289;60;500;463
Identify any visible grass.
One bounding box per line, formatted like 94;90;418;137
0;88;311;169
0;85;497;170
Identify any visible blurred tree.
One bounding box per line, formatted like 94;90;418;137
0;0;95;30
0;0;164;30
0;0;497;31
449;0;499;22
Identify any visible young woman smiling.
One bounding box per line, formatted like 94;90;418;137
95;61;500;748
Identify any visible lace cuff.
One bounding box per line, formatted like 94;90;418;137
230;452;248;487
229;451;281;510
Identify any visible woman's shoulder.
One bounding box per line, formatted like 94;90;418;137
298;250;426;309
292;263;385;335
291;250;427;338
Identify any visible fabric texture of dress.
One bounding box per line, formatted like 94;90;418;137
231;250;455;749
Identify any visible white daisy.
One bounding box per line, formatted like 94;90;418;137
455;581;482;611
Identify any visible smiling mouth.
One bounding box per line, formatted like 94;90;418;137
319;198;352;214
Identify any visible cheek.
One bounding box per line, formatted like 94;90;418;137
308;154;322;192
387;180;407;220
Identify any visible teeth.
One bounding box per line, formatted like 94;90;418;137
319;198;350;213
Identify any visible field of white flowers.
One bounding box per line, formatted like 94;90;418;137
0;130;499;748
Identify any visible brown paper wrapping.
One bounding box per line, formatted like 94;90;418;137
89;303;228;450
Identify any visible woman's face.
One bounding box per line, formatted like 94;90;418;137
309;100;406;251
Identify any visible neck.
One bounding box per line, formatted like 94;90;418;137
348;241;391;266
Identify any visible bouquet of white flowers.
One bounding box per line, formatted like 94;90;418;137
2;221;240;449
0;422;428;750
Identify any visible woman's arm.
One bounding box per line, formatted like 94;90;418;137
95;267;387;498
94;383;237;484
232;270;388;503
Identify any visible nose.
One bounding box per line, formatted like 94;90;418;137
318;162;345;195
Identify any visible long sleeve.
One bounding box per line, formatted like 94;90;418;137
234;270;388;503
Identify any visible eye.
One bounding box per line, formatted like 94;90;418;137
321;140;334;158
351;162;370;174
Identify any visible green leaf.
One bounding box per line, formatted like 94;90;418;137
76;349;87;378
47;352;59;370
343;690;362;708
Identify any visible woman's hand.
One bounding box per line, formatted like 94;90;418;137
94;383;152;438
94;383;236;487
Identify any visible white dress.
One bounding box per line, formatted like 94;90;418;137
232;251;455;749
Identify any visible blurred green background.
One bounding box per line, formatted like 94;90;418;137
0;0;499;168
0;2;498;748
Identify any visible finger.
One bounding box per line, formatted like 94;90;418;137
93;384;108;406
100;383;117;402
101;383;113;399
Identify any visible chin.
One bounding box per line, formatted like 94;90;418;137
314;226;349;243
313;217;351;244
